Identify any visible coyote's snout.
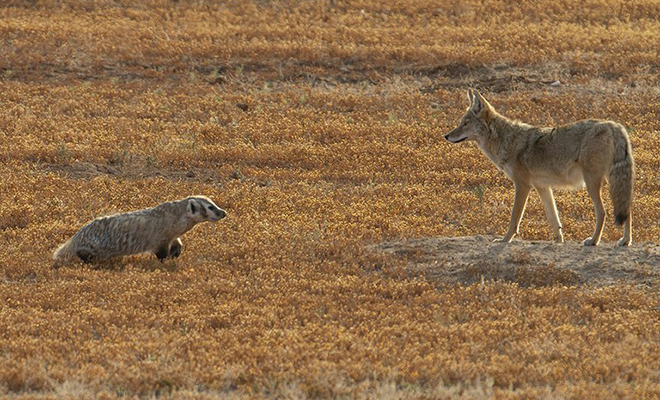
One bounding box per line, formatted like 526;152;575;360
445;89;634;246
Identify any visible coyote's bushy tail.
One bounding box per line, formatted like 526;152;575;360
609;127;634;225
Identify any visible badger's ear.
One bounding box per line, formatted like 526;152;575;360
188;199;198;215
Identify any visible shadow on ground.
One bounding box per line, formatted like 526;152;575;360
371;235;660;287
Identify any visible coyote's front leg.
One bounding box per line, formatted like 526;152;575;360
537;186;564;243
494;183;531;243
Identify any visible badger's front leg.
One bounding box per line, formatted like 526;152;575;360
155;243;170;261
168;238;183;259
155;238;183;262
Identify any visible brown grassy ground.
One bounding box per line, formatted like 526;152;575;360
2;1;660;399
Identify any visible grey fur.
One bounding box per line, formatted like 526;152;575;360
53;196;226;266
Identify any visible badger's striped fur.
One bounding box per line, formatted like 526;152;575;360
53;196;226;267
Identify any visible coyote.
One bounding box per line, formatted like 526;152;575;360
444;89;634;246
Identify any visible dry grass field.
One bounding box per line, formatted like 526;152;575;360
2;1;660;399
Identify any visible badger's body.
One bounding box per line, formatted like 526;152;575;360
53;196;226;266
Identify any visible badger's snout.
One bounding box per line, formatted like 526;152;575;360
215;208;227;220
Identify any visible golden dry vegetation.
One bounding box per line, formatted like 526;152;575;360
2;1;660;399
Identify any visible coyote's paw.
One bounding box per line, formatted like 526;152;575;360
493;237;512;243
582;237;599;246
617;237;631;247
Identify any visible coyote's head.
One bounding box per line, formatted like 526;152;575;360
444;89;494;144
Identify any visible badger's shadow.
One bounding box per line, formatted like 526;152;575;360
54;256;180;272
112;256;180;272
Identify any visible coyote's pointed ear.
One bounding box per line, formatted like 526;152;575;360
467;89;474;106
470;90;492;117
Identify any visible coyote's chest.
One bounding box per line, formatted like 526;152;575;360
477;142;508;172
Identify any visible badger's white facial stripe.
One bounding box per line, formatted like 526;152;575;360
206;204;226;221
186;197;227;221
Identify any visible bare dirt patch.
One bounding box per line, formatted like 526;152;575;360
373;235;660;287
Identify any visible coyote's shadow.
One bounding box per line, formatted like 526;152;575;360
372;235;660;287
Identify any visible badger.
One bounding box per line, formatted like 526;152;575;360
53;196;226;267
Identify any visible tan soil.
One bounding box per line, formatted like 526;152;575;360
372;235;660;287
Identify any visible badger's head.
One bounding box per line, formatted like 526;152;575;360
444;89;495;145
186;196;227;223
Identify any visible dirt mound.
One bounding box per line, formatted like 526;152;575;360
373;236;660;287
